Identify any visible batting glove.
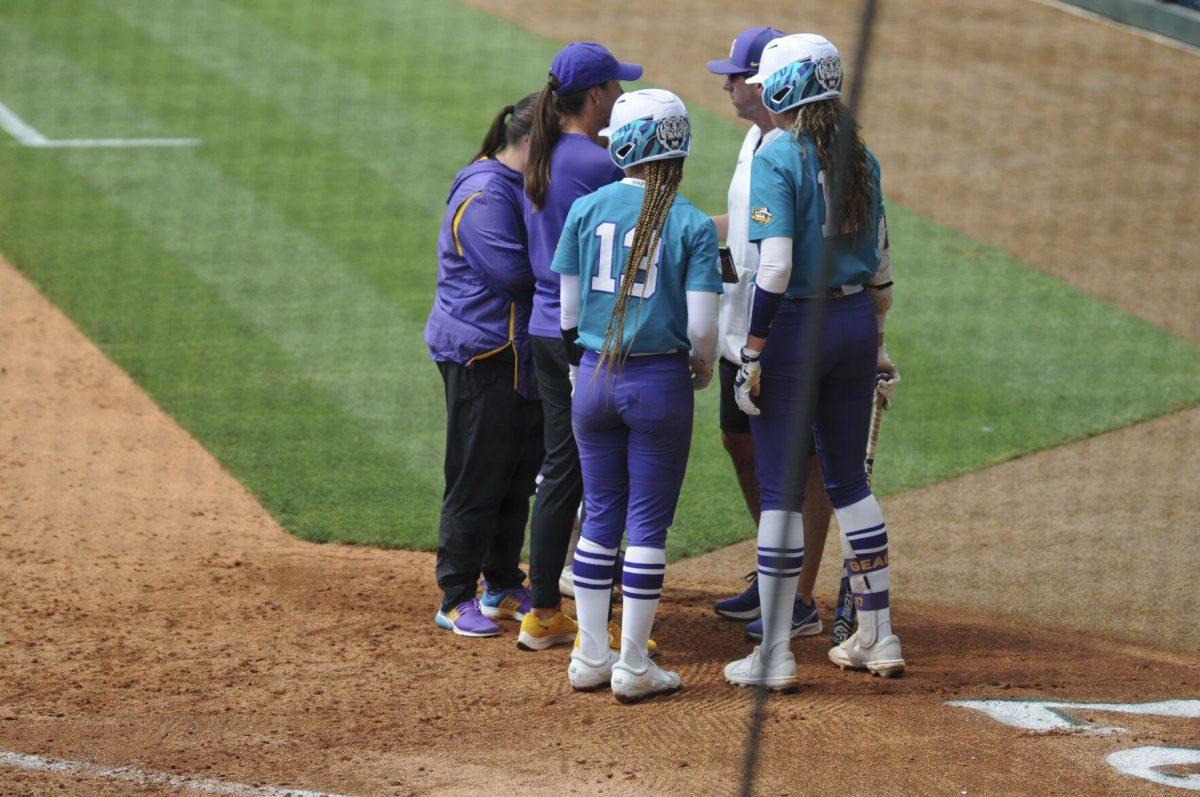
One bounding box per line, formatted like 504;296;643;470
733;346;762;416
876;344;901;410
568;364;578;398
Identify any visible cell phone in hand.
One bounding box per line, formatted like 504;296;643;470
718;246;737;283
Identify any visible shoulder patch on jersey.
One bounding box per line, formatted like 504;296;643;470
751;207;773;225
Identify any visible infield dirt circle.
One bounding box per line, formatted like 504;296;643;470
2;0;1199;794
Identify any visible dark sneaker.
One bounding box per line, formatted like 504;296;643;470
714;572;760;620
435;599;501;637
744;597;822;641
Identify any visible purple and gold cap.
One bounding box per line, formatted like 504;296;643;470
706;26;786;75
550;42;642;95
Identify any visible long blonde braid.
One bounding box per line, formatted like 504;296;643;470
596;158;685;373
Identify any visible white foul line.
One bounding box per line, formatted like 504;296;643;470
0;99;200;148
0;99;47;145
0;751;357;797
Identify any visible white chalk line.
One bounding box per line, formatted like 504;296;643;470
1108;747;1200;792
0;99;200;148
947;697;1200;734
0;751;357;797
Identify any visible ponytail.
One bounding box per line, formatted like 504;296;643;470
792;99;872;237
473;104;514;162
525;76;593;210
471;92;538;164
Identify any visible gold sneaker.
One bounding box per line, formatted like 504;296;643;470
516;611;577;651
607;620;658;658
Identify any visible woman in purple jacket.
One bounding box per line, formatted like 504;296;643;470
517;42;643;652
424;94;542;638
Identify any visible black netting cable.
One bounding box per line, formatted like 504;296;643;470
736;2;882;795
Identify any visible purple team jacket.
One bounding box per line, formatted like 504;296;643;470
425;158;537;399
526;133;624;338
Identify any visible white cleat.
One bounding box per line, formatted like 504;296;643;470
724;646;798;692
611;659;682;703
568;648;619;692
559;564;575;598
828;631;905;677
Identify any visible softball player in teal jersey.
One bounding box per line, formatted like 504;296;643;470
723;34;903;690
554;89;722;702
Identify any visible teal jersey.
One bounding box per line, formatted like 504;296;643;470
552;180;723;355
747;130;886;297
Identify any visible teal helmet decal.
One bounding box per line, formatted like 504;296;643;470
761;54;842;113
607;113;691;169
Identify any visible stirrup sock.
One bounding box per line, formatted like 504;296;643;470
572;537;617;660
835;495;892;647
757;510;804;659
620;545;666;670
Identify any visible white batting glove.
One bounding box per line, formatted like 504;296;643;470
733;346;762;416
689;356;713;391
568;364;578;398
876;344;900;409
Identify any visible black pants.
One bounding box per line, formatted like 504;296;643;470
528;335;585;609
436;353;543;611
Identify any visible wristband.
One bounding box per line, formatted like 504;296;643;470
748;285;784;339
560;327;584;367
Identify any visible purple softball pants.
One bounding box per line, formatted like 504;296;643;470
572;351;694;550
750;290;878;512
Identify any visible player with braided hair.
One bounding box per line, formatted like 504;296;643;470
723;34;903;689
553;89;722;702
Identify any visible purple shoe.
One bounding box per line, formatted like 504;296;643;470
480;584;532;621
435;599;500;637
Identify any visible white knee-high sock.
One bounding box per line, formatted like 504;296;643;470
619;545;666;671
834;495;892;647
757;510;805;660
572;537;618;661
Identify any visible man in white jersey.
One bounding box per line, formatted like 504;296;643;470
707;27;834;640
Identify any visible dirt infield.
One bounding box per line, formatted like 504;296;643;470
2;261;1198;797
677;405;1200;653
466;0;1200;343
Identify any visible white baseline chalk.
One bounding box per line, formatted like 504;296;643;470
0;99;200;148
0;751;357;797
0;99;47;145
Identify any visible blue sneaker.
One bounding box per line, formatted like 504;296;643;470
714;572;760;620
479;583;532;622
744;597;823;641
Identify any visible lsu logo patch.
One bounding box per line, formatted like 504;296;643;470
751;207;772;225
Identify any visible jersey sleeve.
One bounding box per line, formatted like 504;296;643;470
550;201;583;276
454;183;535;304
684;214;724;294
747;148;796;242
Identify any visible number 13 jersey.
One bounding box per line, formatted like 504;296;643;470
552;178;723;356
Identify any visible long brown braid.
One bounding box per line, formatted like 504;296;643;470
792;99;873;236
596;157;685;374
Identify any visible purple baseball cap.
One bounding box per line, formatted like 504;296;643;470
707;26;786;75
550;42;642;95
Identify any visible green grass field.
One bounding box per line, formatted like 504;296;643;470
1;0;1196;558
